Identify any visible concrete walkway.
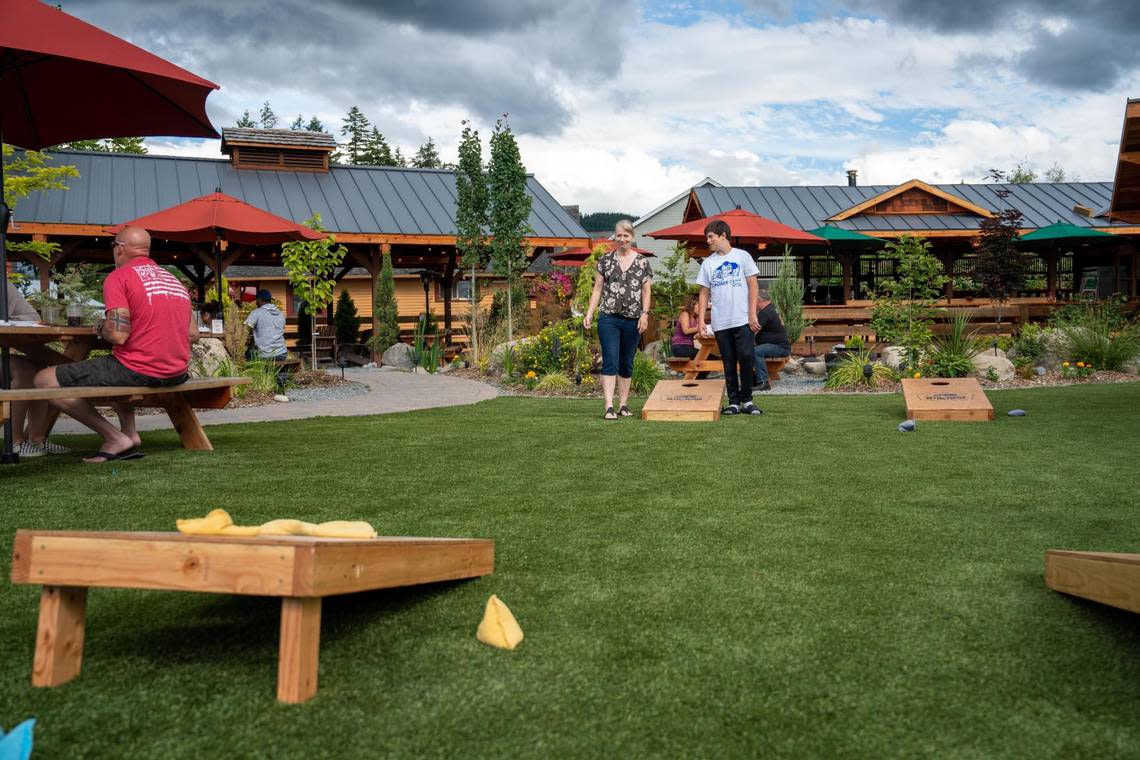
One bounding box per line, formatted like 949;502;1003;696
51;367;500;435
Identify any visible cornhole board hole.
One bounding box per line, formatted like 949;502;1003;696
1045;550;1140;614
10;530;495;703
641;379;726;421
901;377;993;421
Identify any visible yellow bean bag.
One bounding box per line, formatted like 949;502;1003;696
176;509;376;539
476;594;524;650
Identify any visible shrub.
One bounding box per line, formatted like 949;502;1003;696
772;247;811;344
1011;323;1047;363
924;311;983;378
843;335;864;351
870;235;944;370
536;371;572;391
516;318;594;378
825;349;897;390
333;289;361;348
630;352;663;395
1049;300;1140;371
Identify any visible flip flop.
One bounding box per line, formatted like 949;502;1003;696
618;405;633;417
84;448;145;464
602;406;618;420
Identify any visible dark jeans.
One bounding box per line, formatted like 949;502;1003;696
714;325;755;405
55;354;187;387
753;343;791;383
670;343;697;359
597;313;639;378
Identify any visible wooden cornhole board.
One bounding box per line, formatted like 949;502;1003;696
641;379;726;421
10;530;494;703
901;377;993;421
1045;550;1140;614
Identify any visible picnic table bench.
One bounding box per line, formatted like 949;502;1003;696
666;336;788;382
0;377;250;451
10;530;495;703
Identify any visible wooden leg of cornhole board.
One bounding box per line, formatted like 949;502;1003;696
32;585;88;687
161;395;213;451
278;597;322;703
1045;550;1140;614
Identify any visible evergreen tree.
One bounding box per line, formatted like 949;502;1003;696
455;121;490;360
333;289;362;348
306;116;326;133
236;110;256;128
359;127;395;166
370;250;400;356
259;101;278;129
54;137;146;154
412;137;442;169
392;146;406;167
488;115;532;341
290;114;305;130
338;106;371;164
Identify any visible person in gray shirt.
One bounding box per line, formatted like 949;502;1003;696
244;289;287;360
4;281;70;456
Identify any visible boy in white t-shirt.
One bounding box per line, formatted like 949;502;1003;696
696;220;762;415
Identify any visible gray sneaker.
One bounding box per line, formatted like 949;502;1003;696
15;441;45;458
741;402;763;415
40;439;72;455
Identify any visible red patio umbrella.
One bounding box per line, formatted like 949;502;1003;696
644;208;824;250
108;192;327;310
552;238;655;266
1;0;219;463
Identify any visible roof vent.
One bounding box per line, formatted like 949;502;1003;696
1072;204;1094;217
846;169;858;187
221;128;336;173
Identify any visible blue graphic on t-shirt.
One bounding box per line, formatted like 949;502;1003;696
710;261;742;287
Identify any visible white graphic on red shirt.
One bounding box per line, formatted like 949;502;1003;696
133;263;189;303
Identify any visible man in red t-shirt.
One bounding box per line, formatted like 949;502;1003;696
35;226;199;463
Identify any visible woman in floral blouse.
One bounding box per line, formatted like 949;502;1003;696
584;220;652;419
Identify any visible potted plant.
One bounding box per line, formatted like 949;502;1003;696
26;289;61;325
52;265;97;326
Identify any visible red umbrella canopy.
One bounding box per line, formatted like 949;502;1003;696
108;192;327;245
555;238;655;262
0;0;219;149
645;208;823;247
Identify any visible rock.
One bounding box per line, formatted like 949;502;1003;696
490;339;528;372
437;361;454;373
1034;366;1046;376
971;353;1015;381
1122;357;1140;376
975;347;1008;360
802;359;827;376
643;340;665;363
1008;409;1026;416
1037;327;1068;369
783;357;804;374
273;394;290;403
881;346;906;371
381;342;416;369
898;420;916;432
189;338;228;378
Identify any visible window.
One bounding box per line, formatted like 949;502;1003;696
453;279;473;300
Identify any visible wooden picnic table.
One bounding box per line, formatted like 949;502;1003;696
10;530;496;703
665;335;788;382
0;324;102;367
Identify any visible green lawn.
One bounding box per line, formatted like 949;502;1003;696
2;383;1139;758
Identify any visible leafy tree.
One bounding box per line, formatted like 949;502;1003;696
455;121;490;361
281;214;347;368
572;243;608;317
1008;162;1036;184
870;234;945;370
306;116;326;133
338;106;371;164
3;145;78;263
975;207;1030;340
333;289;362;348
771;247;812;345
258;101;278;129
54;137;147;154
412;137;442;169
488;115;532;342
290;114;305;130
1044;164;1066;183
370;249;400;356
236;110;256;128
581;211;636;233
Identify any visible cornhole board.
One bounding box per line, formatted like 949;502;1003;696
1045;550;1140;615
10;530;495;703
901;378;993;421
641;379;726;421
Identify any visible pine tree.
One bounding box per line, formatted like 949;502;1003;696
412;137;442;168
338;106;371;164
290;114;305;130
359;127;395;166
236;110;256;128
306;116;325;132
487;115;532;342
455;121;490;361
371;250;400;356
333;289;362;348
392;146;406;167
259;101;278;129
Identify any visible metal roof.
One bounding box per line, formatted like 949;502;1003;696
693;182;1130;232
14;150;589;240
221;128;337;150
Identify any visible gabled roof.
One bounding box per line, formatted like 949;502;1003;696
221;128;337;151
13;150;589;241
826;179;994;221
1108;98;1140;223
633;177;721;227
691;181;1131;233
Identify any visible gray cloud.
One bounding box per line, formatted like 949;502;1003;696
63;0;631;135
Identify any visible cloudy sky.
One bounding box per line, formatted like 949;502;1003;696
66;0;1140;215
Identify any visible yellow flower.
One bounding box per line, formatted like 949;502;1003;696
1076;362;1084;368
913;372;921;379
526;370;537;379
1062;361;1069;368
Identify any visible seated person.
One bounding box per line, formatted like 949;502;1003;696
752;289;791;391
4;281;70;457
670;295;700;359
244;289;287;361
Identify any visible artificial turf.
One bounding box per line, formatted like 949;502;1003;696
1;383;1139;758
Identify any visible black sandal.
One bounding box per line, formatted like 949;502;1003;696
603;406;618;420
618;405;633;417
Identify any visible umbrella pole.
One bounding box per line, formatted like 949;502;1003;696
214;237;223;324
1;128;20;464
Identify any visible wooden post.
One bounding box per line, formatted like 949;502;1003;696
800;255;811;304
939;252;958;303
1114;249;1123;296
1045;251;1058;301
442;250;456;343
277;597;321;704
370;246;381;363
32;585;88;687
840;254;853;304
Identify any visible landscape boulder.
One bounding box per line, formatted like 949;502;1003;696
381;342;416;369
971;353;1015;381
189;338;228;378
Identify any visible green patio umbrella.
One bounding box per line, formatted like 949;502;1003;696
1018;220;1114;243
805;225;886;304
